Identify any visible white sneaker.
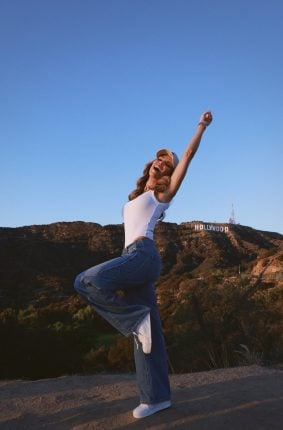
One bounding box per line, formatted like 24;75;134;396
133;400;172;419
135;313;151;354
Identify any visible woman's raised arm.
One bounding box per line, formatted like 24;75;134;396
160;111;213;201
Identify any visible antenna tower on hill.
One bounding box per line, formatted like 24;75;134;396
229;204;236;224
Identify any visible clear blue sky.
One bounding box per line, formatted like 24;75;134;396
1;0;283;233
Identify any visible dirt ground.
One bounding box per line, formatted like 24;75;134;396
0;365;282;430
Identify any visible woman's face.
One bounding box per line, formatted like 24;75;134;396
149;155;174;178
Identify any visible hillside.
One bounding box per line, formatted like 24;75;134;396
0;221;282;309
0;221;282;379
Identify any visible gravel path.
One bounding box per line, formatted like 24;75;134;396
0;365;282;429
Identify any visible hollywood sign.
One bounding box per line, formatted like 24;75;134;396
194;223;229;233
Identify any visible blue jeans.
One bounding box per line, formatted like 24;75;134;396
74;237;171;404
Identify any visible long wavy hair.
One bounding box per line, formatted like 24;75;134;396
128;160;173;201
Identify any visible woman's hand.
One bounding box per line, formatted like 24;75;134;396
199;111;213;127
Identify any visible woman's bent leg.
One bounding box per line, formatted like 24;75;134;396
74;254;150;336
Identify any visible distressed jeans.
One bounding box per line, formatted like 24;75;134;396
74;237;171;404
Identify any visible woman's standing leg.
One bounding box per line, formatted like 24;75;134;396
124;282;171;404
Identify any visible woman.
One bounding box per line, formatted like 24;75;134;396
74;111;213;419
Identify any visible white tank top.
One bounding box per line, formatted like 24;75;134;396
123;190;170;247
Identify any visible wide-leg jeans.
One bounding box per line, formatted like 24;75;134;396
74;237;171;404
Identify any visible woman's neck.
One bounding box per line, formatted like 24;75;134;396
144;179;156;192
